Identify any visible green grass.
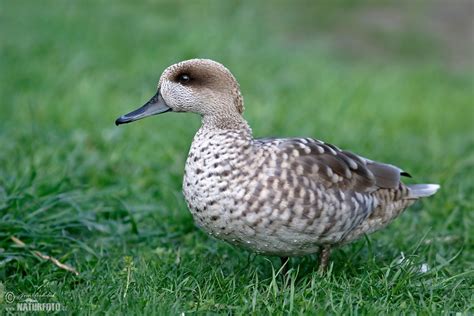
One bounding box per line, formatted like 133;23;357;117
1;0;473;314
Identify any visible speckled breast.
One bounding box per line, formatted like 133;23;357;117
182;127;252;243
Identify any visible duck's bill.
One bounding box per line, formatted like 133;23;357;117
115;90;171;126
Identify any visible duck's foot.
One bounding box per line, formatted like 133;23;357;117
280;256;289;274
318;245;331;275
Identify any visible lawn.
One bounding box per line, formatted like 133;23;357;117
0;0;473;314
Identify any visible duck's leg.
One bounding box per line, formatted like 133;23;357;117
318;245;331;274
280;256;289;274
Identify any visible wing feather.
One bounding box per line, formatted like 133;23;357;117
259;137;406;192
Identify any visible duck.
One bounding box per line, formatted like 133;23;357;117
115;59;440;272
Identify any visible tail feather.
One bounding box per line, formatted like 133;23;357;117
407;184;440;198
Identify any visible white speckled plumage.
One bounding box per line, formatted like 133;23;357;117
116;59;440;269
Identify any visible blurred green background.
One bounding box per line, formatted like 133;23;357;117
1;0;473;314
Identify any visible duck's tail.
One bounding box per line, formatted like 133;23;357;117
407;184;440;198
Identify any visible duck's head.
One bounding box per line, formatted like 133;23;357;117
115;59;244;126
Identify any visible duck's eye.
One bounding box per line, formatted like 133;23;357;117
178;74;190;84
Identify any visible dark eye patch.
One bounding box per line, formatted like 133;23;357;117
174;66;213;87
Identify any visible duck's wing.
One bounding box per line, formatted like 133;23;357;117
256;137;410;193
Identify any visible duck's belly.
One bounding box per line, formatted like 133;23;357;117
183;172;372;256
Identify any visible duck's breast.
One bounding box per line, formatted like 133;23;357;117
183;128;254;236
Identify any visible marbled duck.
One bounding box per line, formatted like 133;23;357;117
115;59;440;272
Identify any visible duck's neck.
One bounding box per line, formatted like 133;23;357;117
201;112;252;136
